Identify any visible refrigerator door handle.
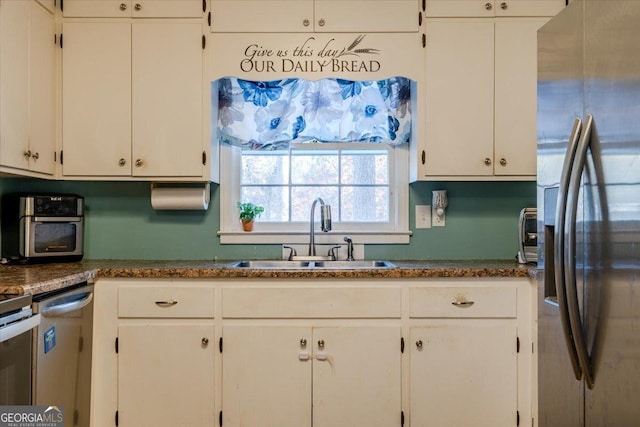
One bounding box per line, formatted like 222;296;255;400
554;117;583;381
565;114;595;389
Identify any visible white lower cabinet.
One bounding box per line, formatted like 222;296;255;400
222;325;401;427
90;278;534;427
115;283;216;427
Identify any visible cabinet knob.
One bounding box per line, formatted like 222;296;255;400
23;150;32;158
484;157;492;166
303;18;310;27
416;340;423;348
119;158;126;167
134;3;141;11
31;152;39;161
500;2;508;9
202;338;209;346
135;159;143;167
120;3;127;11
485;2;493;10
300;338;307;347
318;18;325;27
499;158;507;166
318;339;325;349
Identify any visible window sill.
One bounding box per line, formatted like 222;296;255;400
218;230;412;245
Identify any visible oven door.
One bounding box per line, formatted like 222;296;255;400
0;313;41;405
21;216;84;259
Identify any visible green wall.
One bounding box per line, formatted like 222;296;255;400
0;178;535;260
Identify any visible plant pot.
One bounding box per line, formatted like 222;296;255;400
241;219;254;232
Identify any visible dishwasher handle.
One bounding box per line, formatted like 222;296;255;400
41;293;93;318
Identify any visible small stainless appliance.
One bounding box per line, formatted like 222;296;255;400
517;207;537;264
1;193;84;263
0;294;40;405
32;283;93;427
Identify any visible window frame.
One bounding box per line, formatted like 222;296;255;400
218;143;411;244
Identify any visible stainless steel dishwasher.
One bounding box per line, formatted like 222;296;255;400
32;283;93;427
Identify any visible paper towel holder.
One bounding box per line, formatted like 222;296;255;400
150;182;211;211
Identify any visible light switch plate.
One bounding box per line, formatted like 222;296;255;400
415;205;431;229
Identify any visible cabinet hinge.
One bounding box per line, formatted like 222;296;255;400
219;337;223;353
401;410;405;426
202;34;206;50
532;342;535;354
202;151;207;165
54;151;57;163
202;0;206;12
115;337;119;354
60;33;63;49
400;337;404;353
115;410;119;426
422;33;426;48
208;11;211;27
421;150;425;164
60;150;63;165
219;410;223;426
54;34;57;45
422;0;426;11
517;410;520;426
517;337;520;353
73;410;78;425
60;0;63;12
79;336;84;353
418;12;422;27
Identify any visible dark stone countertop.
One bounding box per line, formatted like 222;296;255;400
0;259;538;296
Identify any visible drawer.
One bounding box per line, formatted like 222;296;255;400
409;286;516;318
222;287;402;318
118;285;215;318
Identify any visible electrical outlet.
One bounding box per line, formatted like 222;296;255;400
432;206;446;227
415;205;431;229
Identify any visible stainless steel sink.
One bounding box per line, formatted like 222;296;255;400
313;260;396;269
228;260;311;269
227;260;395;269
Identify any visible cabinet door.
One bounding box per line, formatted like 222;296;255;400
118;322;215;427
210;0;314;32
315;0;417;32
313;326;401;427
131;22;203;177
222;325;312;427
29;1;56;175
410;322;518;427
62;23;132;176
423;18;494;177
0;0;30;171
494;17;549;176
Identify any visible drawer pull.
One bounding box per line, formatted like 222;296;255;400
155;300;178;307
451;301;475;308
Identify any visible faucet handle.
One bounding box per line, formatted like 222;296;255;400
327;245;341;261
283;245;297;261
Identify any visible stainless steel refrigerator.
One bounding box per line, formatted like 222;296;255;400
537;0;640;426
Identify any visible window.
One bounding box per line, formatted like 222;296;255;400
216;77;413;244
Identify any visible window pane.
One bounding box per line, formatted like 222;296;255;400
342;150;388;185
341;187;389;222
290;187;339;222
241;187;289;222
242;152;289;185
291;150;339;185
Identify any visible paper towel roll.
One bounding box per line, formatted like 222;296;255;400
151;185;210;210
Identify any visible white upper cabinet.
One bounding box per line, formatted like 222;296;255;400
63;0;204;18
0;0;55;177
413;0;563;180
209;0;419;33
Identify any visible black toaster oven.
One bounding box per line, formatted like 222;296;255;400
1;193;84;263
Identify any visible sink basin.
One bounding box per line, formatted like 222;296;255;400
228;260;311;269
227;260;395;269
313;260;396;269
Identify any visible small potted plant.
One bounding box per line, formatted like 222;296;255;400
237;202;264;232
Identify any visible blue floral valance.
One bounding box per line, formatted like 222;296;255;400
216;77;412;150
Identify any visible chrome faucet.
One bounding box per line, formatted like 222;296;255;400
308;198;331;256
